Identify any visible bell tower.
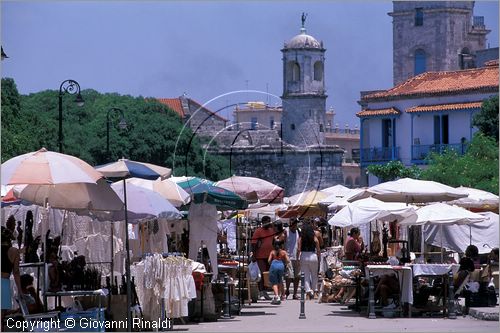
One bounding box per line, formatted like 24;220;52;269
281;13;327;147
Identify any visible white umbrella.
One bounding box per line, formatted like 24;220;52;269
399;203;486;226
319;184;352;195
328;197;417;228
448;186;499;210
351;178;468;203
320;188;368;208
424;212;499;254
216;176;284;203
109;182;182;221
12;179;124;212
126;177;190;207
400;202;486;262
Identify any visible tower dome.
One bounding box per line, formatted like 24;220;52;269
284;28;323;50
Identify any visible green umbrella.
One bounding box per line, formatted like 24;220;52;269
183;182;248;210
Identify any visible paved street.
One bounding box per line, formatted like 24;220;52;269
176;298;498;332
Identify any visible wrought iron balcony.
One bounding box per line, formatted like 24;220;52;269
360;146;399;164
412;143;468;162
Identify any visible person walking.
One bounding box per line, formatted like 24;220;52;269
268;240;289;304
285;218;301;299
251;216;276;300
298;223;320;300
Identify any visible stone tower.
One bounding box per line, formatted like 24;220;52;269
390;1;490;85
281;15;327;147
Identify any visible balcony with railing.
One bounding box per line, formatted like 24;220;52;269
360;146;399;165
412;143;468;163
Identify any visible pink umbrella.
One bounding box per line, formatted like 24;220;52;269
216;176;284;203
1;148;102;185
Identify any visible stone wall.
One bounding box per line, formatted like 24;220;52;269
213;145;344;196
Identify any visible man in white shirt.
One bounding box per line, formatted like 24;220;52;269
285;218;301;299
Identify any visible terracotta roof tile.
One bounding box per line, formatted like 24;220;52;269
156;98;184;117
362;66;498;101
406;101;483;113
356;107;401;117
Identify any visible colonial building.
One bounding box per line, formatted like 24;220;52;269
390;1;490;85
157;95;228;133
358;60;499;186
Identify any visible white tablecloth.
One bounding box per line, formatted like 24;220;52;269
411;264;460;277
365;265;413;305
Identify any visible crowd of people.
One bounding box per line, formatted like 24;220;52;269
250;215;325;304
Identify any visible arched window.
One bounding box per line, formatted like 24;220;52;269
414;49;426;75
319;124;324;132
287;61;300;82
314;61;323;81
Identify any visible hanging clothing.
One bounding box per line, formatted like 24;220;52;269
188;203;219;280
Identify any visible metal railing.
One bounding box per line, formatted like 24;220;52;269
412;143;468;162
360;146;399;163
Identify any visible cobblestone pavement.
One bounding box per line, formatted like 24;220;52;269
174;297;499;332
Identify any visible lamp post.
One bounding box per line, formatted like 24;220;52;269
106;107;128;159
58;79;84;153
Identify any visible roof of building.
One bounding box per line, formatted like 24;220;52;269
157;98;185;117
189;99;228;122
156;97;228;122
406;101;483;113
284;28;323;50
362;66;499;101
356;107;401;117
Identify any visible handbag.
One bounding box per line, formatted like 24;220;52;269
285;261;294;278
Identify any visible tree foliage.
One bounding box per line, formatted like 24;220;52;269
421;133;499;194
1;78;230;181
366;160;422;182
473;95;499;142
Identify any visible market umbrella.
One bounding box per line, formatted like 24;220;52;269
351;178;468;203
12;179;124;212
2;148;102;185
448;186;499;212
126;177;190;207
327;197;417;228
399;202;485;262
320;184;352;196
95;159;171;331
109;182;182;221
216;176;284;203
319;188;369;207
424;212;499;255
278;190;329;218
182;181;248;210
172;176;215;189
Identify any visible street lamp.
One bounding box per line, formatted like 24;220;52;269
106;107;128;159
58;79;84;153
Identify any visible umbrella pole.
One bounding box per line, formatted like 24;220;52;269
110;222;114;288
123;179;132;331
440;224;444;263
469;225;472;246
420;226;425;262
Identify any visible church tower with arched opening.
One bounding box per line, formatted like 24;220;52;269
281;14;327;147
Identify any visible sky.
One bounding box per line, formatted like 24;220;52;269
1;1;499;128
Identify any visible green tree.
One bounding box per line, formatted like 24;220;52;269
366;160;421;182
421;133;499;194
473;95;499;142
1;78;230;181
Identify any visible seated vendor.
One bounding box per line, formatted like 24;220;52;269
344;227;364;261
454;245;479;290
19;274;43;314
375;274;400;307
481;248;499;285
